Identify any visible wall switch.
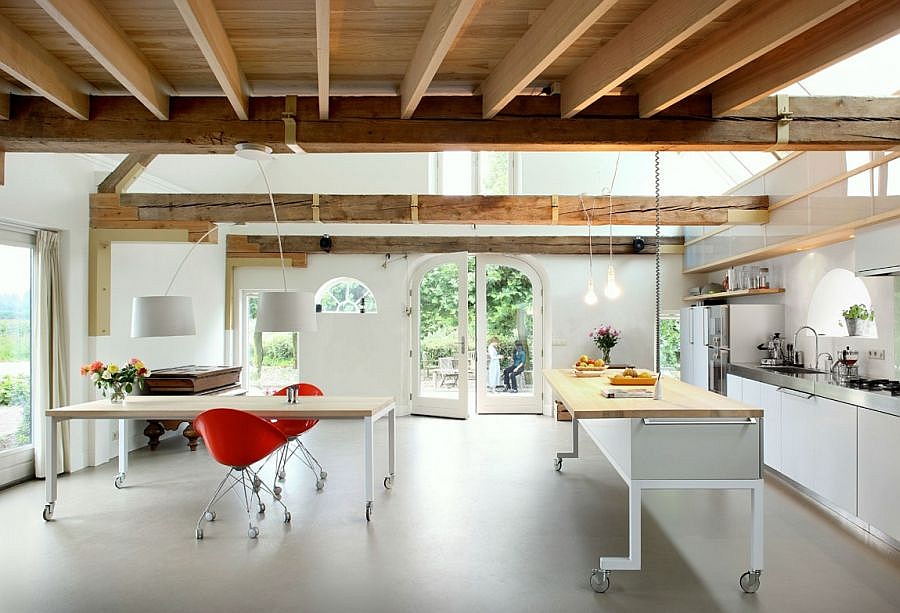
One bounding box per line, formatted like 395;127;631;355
867;349;885;360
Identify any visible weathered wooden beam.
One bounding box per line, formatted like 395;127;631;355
316;0;330;120
0;93;8;121
2;95;898;153
229;234;683;256
0;150;4;186
97;153;157;193
119;193;769;226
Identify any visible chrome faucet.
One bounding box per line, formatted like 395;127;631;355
816;352;834;374
793;325;819;369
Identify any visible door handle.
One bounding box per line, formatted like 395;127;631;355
777;387;814;399
642;418;757;426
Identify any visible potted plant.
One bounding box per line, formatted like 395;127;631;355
841;304;874;336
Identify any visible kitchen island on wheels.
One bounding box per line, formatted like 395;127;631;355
545;368;764;594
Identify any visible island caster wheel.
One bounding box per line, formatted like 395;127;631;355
739;570;761;593
248;526;259;539
196;528;204;540
257;502;266;514
383;475;393;489
114;474;125;489
320;470;327;480
283;511;292;523
554;458;563;471
590;569;610;594
42;503;54;521
204;510;216;522
316;478;325;490
366;501;374;522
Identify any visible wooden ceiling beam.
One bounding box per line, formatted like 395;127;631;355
34;0;172;120
173;0;249;121
401;0;478;120
711;0;900;116
0;13;91;120
481;0;618;119
316;0;330;120
636;0;857;118
229;234;683;257
117;193;768;227
97;153;157;193
561;0;740;119
0;93;8;121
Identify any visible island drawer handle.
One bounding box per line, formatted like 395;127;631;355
641;418;757;426
776;387;814;399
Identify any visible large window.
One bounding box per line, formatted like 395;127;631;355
243;292;298;395
437;152;517;195
0;230;33;456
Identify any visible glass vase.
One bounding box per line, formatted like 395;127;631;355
107;382;128;404
600;347;611;364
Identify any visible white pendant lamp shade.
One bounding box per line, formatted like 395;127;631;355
131;295;197;337
604;264;622;299
255;290;318;332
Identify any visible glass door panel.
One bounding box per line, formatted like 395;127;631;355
0;243;32;453
244;292;298;395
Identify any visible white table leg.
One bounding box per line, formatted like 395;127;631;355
599;480;643;571
750;479;764;570
386;408;395;485
42;416;58;520
114;418;128;489
364;415;375;521
554;416;580;470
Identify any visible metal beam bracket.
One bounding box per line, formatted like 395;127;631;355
312;193;320;222
551;194;559;224
283;95;305;154
411;194;419;222
772;94;792;150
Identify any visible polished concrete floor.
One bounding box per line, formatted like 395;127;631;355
2;414;900;613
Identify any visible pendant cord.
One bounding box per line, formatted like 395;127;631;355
607;153;621;262
654;151;661;373
257;160;288;291
164;225;218;296
579;194;593;279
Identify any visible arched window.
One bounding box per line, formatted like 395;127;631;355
316;277;377;313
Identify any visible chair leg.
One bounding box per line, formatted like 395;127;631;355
195;466;291;540
277;437;327;490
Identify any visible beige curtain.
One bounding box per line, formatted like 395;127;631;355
33;230;70;478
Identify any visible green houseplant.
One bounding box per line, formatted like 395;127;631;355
841;304;874;336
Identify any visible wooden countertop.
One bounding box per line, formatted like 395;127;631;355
46;395;396;420
544;369;762;419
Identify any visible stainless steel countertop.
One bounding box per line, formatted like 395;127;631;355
729;362;900;418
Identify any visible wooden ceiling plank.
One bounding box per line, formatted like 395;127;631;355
561;0;741;119
97;153;158;194
481;0;619;119
400;0;479;120
0;13;91;120
34;0;172;120
173;0;249;120
0;93;8;121
316;0;330;120
636;0;857;118
711;0;900;116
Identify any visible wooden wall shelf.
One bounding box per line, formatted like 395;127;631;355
682;288;785;302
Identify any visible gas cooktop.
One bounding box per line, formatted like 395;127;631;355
843;378;900;396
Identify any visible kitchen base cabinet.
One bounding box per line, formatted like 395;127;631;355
781;390;857;514
726;374;742;401
758;382;782;472
858;408;900;543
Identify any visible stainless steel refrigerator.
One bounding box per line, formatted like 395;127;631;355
706;304;784;395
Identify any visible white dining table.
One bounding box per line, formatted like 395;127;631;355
42;395;397;522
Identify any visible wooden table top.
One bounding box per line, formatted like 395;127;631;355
46;395;396;420
544;369;762;419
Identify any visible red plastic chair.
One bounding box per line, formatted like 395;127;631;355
194;408;290;540
271;383;327;492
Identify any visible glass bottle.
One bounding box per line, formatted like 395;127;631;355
757;267;769;289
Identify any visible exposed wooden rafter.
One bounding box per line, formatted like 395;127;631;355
636;0;857;118
0;12;91;120
401;0;478;119
561;0;740;119
173;0;249;120
97;153;157;194
480;0;618;119
34;0;172;120
315;0;330;120
0;93;8;121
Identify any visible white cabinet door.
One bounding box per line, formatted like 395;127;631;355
726;374;742;400
679;307;693;385
690;306;709;390
858;408;900;542
780;388;857;514
758;382;781;471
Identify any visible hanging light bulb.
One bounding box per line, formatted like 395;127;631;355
584;278;599;305
604;264;622;299
580;194;598;306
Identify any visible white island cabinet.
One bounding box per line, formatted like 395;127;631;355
858;408;900;543
759;383;782;472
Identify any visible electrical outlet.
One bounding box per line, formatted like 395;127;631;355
867;349;885;360
112;430;118;440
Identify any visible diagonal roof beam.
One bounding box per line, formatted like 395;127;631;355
316;0;330;120
481;0;619;119
561;0;741;119
0;13;91;120
401;0;478;119
34;0;172;120
636;0;857;118
173;0;249;120
711;0;900;116
97;153;157;194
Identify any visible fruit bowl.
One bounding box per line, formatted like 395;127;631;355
573;364;607;372
609;370;657;385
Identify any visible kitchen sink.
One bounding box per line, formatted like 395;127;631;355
758;365;826;375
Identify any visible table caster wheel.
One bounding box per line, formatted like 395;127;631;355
383;475;393;489
554;457;563;471
739;570;761;593
204;511;216;522
590;569;610;594
366;501;373;522
316;478;325;490
284;511;292;523
248;526;259;539
196;528;204;540
320;470;327;480
42;503;54;521
114;474;125;489
257;502;266;514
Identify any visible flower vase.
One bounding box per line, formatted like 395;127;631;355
108;382;128;404
600;348;611;364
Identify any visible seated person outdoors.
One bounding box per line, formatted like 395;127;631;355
502;341;526;393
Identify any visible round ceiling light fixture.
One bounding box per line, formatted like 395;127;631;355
234;142;273;160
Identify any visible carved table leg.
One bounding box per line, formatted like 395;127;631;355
144;420;165;451
183;420;200;451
